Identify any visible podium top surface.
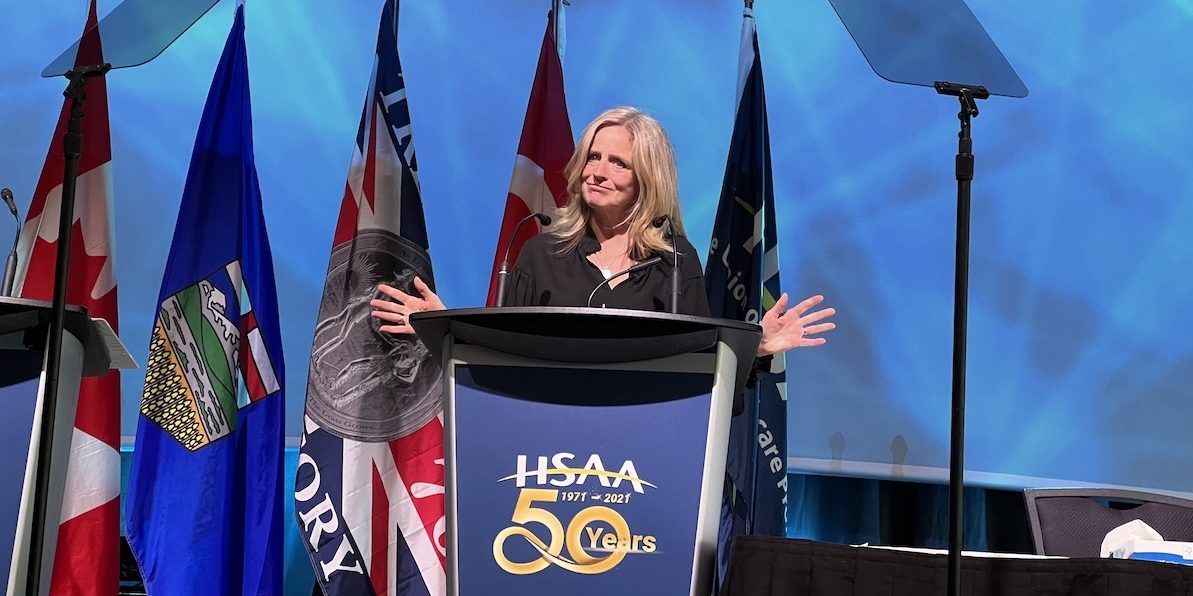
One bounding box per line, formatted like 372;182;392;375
1;297;90;336
412;306;759;333
0;297;134;375
410;307;762;387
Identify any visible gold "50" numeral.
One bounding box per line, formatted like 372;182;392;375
492;489;632;575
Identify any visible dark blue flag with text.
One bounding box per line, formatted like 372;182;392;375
704;6;789;582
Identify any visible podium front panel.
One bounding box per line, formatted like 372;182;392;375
0;349;42;586
2;331;85;596
443;344;738;596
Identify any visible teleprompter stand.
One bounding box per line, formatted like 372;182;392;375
826;1;1027;594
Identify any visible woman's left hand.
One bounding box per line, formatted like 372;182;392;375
370;276;447;335
757;293;836;356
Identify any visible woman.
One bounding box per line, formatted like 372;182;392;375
371;106;835;356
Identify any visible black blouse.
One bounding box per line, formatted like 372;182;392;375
505;231;711;316
505;230;771;400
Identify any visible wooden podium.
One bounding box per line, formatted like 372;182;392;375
412;307;760;596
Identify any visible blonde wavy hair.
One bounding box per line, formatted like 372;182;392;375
550;106;686;260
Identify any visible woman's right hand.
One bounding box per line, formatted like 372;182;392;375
370;276;446;335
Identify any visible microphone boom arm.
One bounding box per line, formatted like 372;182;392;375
586;256;663;308
1;188;19;297
495;211;551;307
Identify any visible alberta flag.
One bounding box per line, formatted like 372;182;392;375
295;0;447;594
705;5;789;581
125;5;285;595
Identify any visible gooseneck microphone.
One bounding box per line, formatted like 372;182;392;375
1;188;16;217
495;211;551;307
586;256;663;308
2;188;19;298
651;214;679;313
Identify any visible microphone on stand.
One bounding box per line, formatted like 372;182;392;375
2;188;19;298
651;214;679;313
586;256;663;308
495;211;551;307
1;188;16;216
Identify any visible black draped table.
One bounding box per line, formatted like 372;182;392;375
721;537;1193;596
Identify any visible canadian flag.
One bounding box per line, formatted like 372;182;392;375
485;9;574;306
13;2;121;594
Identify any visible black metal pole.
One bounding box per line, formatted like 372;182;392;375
26;62;110;595
946;87;978;596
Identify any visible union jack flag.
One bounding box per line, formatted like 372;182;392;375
295;1;446;594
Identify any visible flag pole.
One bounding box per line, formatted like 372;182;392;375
552;0;560;48
26;60;111;596
553;0;568;56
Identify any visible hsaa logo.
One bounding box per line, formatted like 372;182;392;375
500;453;656;494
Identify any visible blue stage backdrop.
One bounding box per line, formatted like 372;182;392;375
2;0;1192;500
